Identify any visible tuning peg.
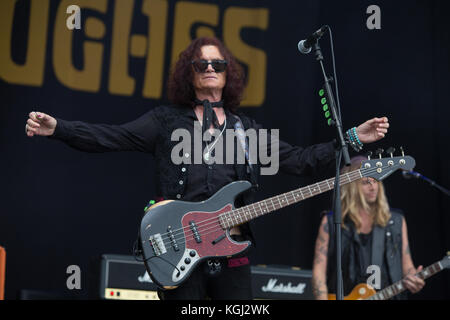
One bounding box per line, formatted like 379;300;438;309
375;148;384;159
399;146;405;157
386;147;396;158
366;151;373;160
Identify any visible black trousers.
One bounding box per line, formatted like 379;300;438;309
158;256;252;300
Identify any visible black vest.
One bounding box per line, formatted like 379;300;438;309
326;209;406;300
149;105;259;241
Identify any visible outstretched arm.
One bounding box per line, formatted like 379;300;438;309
25;110;160;154
257;116;390;177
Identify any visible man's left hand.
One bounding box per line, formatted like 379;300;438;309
356;117;389;144
403;265;425;294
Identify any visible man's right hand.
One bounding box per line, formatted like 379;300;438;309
25;111;57;137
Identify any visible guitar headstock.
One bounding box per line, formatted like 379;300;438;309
441;252;450;270
360;147;416;181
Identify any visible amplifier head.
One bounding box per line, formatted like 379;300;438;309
96;254;159;300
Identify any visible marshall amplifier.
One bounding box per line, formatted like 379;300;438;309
250;265;314;300
93;255;313;300
96;254;159;300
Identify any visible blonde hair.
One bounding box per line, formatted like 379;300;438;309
340;156;391;230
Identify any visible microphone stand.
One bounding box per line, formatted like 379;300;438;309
313;41;350;300
412;172;450;197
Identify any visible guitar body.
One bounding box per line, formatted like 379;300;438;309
328;283;376;300
139;181;252;289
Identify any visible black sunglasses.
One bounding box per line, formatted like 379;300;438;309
191;59;228;73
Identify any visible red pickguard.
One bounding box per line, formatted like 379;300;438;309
180;204;249;258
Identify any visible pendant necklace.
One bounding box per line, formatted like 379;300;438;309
204;118;227;162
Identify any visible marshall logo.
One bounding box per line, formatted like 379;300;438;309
138;271;154;284
261;278;306;294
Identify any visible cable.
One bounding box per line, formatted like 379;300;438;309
132;237;182;290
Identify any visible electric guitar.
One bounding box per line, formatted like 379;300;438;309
139;153;415;289
328;253;450;300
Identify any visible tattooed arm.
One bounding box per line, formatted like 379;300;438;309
312;215;330;300
401;217;425;294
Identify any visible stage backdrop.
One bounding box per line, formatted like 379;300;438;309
1;0;449;299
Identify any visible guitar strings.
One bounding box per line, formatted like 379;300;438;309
153;163;380;247
156;168;363;243
152;163;401;247
149;163;404;249
153;168;364;246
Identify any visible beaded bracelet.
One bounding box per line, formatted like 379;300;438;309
352;127;362;146
346;127;363;152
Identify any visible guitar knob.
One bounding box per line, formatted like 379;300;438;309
184;258;191;264
190;250;196;257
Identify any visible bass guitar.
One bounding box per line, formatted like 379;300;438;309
139;153;415;289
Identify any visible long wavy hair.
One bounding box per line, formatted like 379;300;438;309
167;37;245;112
340;156;391;230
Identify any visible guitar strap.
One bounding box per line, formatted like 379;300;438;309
231;114;259;191
204;114;255;276
232;115;253;170
371;226;385;273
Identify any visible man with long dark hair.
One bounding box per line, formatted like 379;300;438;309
25;37;390;300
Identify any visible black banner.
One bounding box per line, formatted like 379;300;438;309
1;0;449;300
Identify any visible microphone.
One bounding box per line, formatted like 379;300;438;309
402;170;422;179
297;26;328;54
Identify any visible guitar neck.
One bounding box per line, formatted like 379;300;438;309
219;169;363;229
366;261;444;300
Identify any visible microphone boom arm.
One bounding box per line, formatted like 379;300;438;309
404;170;450;196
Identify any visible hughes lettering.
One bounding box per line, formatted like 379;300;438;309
0;0;269;106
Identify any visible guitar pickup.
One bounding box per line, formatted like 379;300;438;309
167;226;179;251
189;221;202;243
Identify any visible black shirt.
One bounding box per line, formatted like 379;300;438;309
49;105;336;202
358;231;373;280
357;231;392;290
182;110;238;202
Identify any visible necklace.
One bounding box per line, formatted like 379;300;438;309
204;118;227;162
